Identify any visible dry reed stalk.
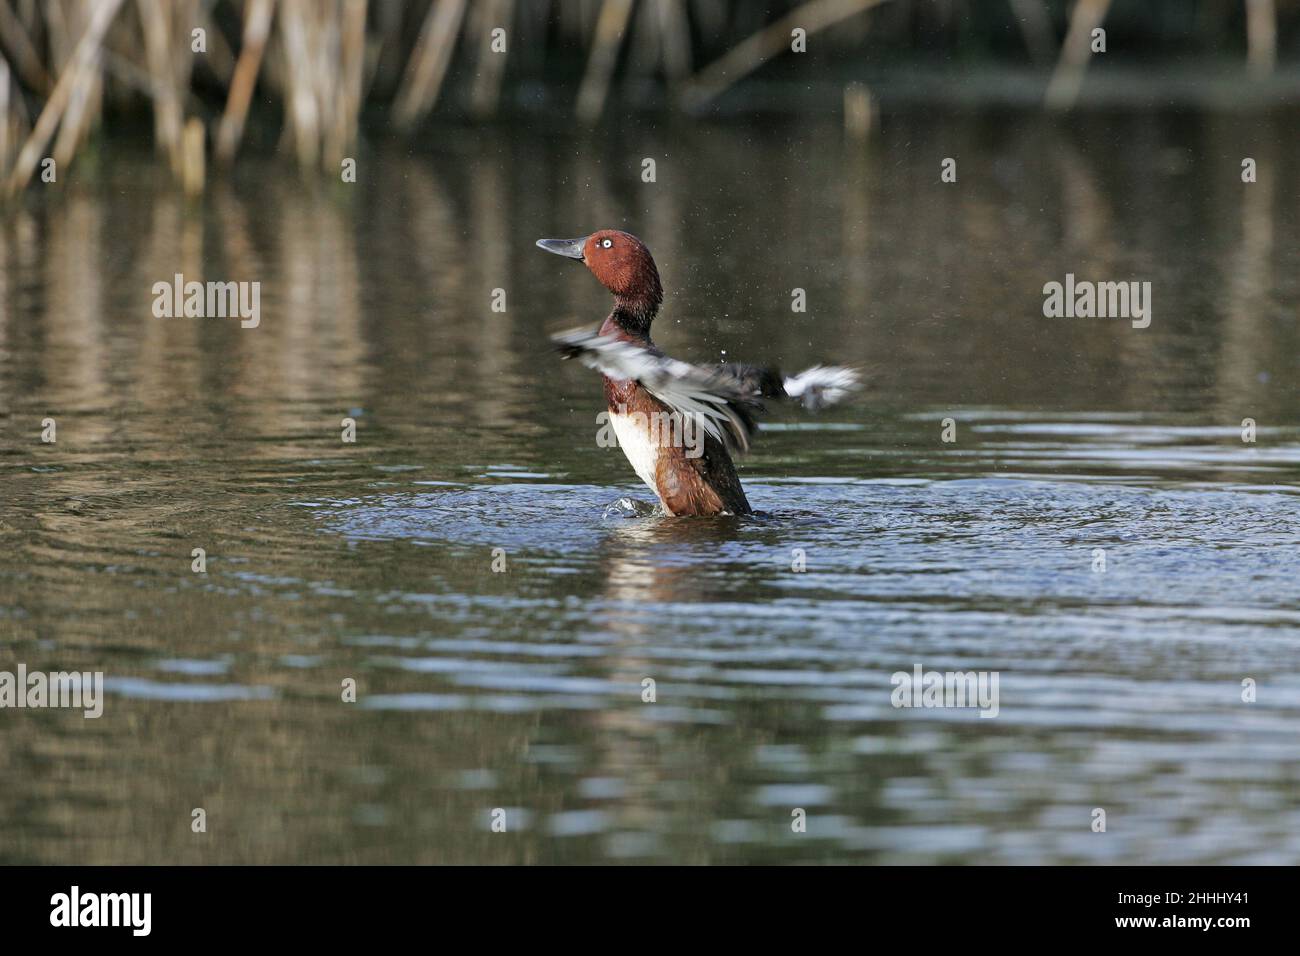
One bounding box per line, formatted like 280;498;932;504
1246;0;1276;78
332;0;366;162
0;0;51;91
2;39;29;132
843;81;874;139
576;0;634;123
1044;0;1112;110
51;48;94;167
44;0;70;71
277;0;321;167
0;57;10;172
294;0;364;170
679;0;891;111
469;0;512;118
627;0;660;77
216;0;275;163
393;0;467;130
318;5;345;165
137;0;184;171
50;2;102;170
656;0;693;82
181;114;203;194
3;0;124;197
272;0;361;171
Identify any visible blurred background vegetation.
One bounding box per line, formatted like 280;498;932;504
0;0;1297;195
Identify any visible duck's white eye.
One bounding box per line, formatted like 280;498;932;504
600;238;613;249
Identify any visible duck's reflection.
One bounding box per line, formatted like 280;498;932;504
565;509;759;860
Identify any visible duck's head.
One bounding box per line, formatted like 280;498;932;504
536;229;663;330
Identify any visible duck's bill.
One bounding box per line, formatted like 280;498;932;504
535;237;588;260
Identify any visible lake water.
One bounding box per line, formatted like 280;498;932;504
1;109;1297;864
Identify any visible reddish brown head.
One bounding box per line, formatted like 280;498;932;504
536;229;663;335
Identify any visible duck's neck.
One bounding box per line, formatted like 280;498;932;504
606;296;658;342
610;267;662;336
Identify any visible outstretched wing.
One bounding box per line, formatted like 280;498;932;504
551;327;763;454
779;365;862;410
717;362;861;409
552;326;863;453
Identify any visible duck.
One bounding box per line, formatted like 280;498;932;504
537;229;860;516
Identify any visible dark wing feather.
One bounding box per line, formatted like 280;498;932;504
718;362;788;399
719;361;862;410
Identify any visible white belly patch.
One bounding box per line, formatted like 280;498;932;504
608;411;660;498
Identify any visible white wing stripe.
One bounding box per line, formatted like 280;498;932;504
782;365;861;410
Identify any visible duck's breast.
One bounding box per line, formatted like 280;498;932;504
607;406;660;495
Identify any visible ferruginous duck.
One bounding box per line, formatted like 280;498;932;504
537;229;860;516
